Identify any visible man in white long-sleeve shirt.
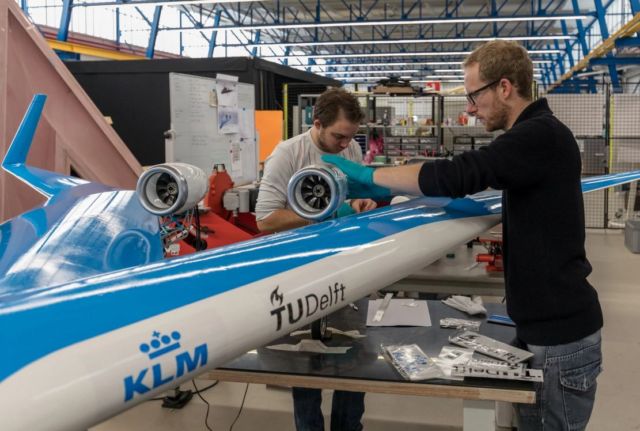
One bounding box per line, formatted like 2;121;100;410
255;88;375;431
255;88;376;234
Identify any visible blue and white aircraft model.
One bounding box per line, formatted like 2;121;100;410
2;95;640;431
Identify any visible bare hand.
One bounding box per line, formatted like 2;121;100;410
350;199;377;213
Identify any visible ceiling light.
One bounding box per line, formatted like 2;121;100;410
293;61;463;69
412;80;465;83
291;60;552;69
322;69;420;75
264;49;561;60
432;69;543;73
74;0;258;7
339;77;389;80
248;35;572;49
163;14;588;33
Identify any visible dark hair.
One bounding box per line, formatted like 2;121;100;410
313;88;365;127
463;40;533;100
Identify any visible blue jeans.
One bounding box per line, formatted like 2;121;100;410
292;387;365;431
516;330;602;431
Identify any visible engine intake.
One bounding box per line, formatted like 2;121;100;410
287;164;347;221
137;163;208;216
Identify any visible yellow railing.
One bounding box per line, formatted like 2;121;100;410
47;39;146;61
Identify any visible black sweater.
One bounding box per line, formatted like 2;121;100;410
418;98;602;346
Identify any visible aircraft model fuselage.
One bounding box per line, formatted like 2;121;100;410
1;95;639;431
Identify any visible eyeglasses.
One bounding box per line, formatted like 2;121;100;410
465;79;501;105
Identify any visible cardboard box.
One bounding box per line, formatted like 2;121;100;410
625;219;640;253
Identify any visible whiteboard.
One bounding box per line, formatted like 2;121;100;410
168;72;257;185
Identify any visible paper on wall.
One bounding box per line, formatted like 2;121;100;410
230;139;243;177
216;73;238;108
219;107;239;134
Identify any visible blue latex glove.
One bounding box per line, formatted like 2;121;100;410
321;155;391;199
322;154;375;185
336;202;356;218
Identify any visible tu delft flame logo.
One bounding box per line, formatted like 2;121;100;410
270;286;284;306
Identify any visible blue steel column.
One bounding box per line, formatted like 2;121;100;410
545;51;558;83
542;61;552;91
571;0;596;93
57;0;74;42
283;47;291;66
21;0;28;13
116;8;121;46
560;20;575;69
146;6;163;59
208;8;222;58
552;40;566;75
594;0;621;91
251;30;261;57
179;11;184;56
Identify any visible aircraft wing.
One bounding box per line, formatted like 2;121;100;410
0;192;503;430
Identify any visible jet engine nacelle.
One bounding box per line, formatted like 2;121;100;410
287;164;347;221
137;163;208;216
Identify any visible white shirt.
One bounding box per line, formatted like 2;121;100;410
255;129;363;221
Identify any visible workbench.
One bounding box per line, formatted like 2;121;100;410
205;299;532;431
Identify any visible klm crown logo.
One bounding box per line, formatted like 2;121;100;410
139;330;181;359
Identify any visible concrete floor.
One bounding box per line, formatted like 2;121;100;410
93;229;640;431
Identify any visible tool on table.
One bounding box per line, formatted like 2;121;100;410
373;292;394;322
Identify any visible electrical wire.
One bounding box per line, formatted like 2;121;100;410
193;379;214;431
228;383;250;431
148;381;219;401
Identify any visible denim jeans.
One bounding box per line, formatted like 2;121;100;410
292;387;365;431
516;330;602;431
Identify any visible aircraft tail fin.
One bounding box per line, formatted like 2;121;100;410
2;94;89;201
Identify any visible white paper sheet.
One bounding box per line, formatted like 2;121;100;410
266;339;351;354
366;299;432;327
290;327;366;339
218;107;239;134
230;139;243;177
216;73;238;108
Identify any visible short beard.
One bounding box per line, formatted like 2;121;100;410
484;99;510;132
316;130;338;153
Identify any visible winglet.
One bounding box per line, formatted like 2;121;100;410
2;94;46;167
2;94;88;201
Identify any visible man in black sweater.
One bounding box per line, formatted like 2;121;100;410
323;40;602;430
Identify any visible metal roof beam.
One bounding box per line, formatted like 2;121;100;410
146;5;162;58
549;9;640;91
590;56;640;66
363;0;380;20
615;36;640;48
179;5;212;46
